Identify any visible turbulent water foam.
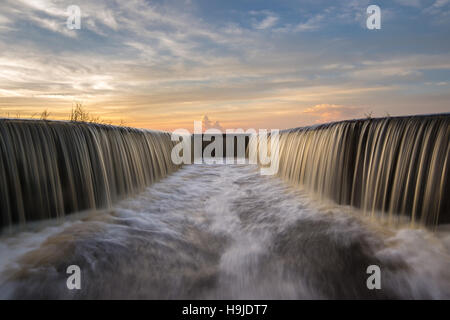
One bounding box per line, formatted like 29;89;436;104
1;164;449;299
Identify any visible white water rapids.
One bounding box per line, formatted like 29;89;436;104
1;164;450;299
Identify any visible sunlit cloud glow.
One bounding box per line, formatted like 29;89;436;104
0;0;449;131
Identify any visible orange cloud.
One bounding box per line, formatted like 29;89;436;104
301;104;363;124
202;115;225;132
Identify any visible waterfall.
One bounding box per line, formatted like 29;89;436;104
1;116;450;299
1;115;448;230
250;114;450;225
0;119;179;230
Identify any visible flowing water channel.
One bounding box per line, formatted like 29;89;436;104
1;164;449;299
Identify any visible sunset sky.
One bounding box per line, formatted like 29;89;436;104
0;0;449;131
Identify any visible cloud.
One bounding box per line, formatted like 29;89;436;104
251;11;279;30
0;0;449;130
202;115;224;131
424;0;450;16
253;15;278;30
431;0;449;8
394;0;422;8
301;104;364;124
294;14;324;32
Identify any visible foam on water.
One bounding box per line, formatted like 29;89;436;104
1;164;449;299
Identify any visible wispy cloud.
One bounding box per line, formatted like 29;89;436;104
423;0;450;22
301;104;364;123
395;0;422;8
294;14;324;32
0;0;449;130
251;11;279;30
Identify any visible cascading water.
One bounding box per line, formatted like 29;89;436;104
250;114;450;225
0;119;179;230
0;115;449;299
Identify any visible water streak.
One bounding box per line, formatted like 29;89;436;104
250;115;450;225
0;119;179;230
